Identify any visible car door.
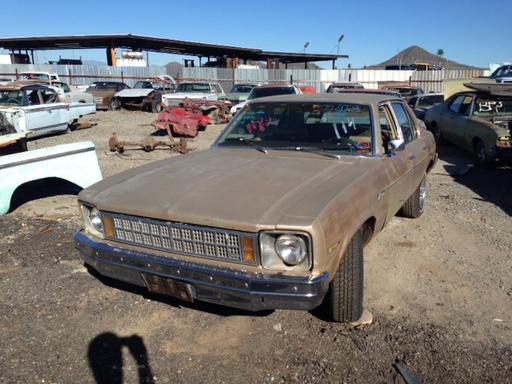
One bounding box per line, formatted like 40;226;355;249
378;103;415;220
439;95;472;148
390;101;432;188
23;87;69;136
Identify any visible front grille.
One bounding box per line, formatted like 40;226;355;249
104;213;257;265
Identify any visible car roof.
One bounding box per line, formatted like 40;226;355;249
247;93;401;104
329;82;363;86
255;83;297;89
179;80;218;84
0;80;53;91
92;81;126;84
333;89;400;95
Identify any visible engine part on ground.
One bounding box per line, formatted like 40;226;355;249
108;132;187;154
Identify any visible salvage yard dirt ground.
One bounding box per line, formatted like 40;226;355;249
0;110;510;383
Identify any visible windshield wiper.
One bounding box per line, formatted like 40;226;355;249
274;146;341;159
224;137;268;154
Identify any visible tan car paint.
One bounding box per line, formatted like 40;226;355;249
75;93;437;319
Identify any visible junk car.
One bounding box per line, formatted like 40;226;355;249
74;93;437;323
424;83;512;168
0;81;95;138
115;79;174;113
85;81;130;110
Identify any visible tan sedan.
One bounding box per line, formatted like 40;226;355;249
74;93;437;323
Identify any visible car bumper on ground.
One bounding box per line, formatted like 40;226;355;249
74;230;330;312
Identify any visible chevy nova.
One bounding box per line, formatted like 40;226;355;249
74;93;437;323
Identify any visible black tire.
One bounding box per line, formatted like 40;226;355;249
474;140;496;169
151;100;162;113
432;124;445;146
325;229;364;323
67;119;78;132
108;98;118;111
401;174;427;218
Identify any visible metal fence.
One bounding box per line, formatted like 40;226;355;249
0;63;490;94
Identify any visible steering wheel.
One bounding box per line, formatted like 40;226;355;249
6;98;21;105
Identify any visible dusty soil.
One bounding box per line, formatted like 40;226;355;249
0;110;510;383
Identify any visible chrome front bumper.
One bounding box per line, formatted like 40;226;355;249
74;230;330;312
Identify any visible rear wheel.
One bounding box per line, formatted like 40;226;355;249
401;174;427;218
325;229;364;323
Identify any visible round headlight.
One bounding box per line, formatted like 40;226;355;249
89;208;103;233
275;234;307;265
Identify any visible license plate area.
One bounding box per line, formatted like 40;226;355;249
141;273;195;303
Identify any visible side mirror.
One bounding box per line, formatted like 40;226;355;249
390;139;405;151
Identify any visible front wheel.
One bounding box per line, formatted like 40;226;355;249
432;124;445;146
474;140;496;169
108;98;118;111
400;174;427;218
151;101;162;113
324;229;364;323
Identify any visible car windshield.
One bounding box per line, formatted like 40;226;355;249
247;86;296;100
230;85;256;93
86;82;117;91
133;81;156;89
175;83;211;93
395;88;422;97
417;94;444;108
327;84;363;93
215;101;373;156
0;90;24;106
473;96;512;117
18;73;50;80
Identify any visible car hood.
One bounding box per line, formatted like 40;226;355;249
232;100;249;112
163;92;218;100
80;149;374;232
115;88;154;97
227;93;249;102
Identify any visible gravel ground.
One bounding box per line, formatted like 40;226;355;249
0;110;511;383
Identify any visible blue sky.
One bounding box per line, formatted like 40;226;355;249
1;0;510;69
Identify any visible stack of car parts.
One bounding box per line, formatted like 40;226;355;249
179;99;232;124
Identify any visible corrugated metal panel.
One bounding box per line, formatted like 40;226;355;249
0;63;166;87
0;64;489;94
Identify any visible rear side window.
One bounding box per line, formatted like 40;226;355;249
449;95;473;116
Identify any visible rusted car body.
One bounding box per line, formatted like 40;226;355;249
0;81;96;138
115;79;174;113
74;93;437;323
425;82;512;167
85;81;130;110
151;105;210;137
